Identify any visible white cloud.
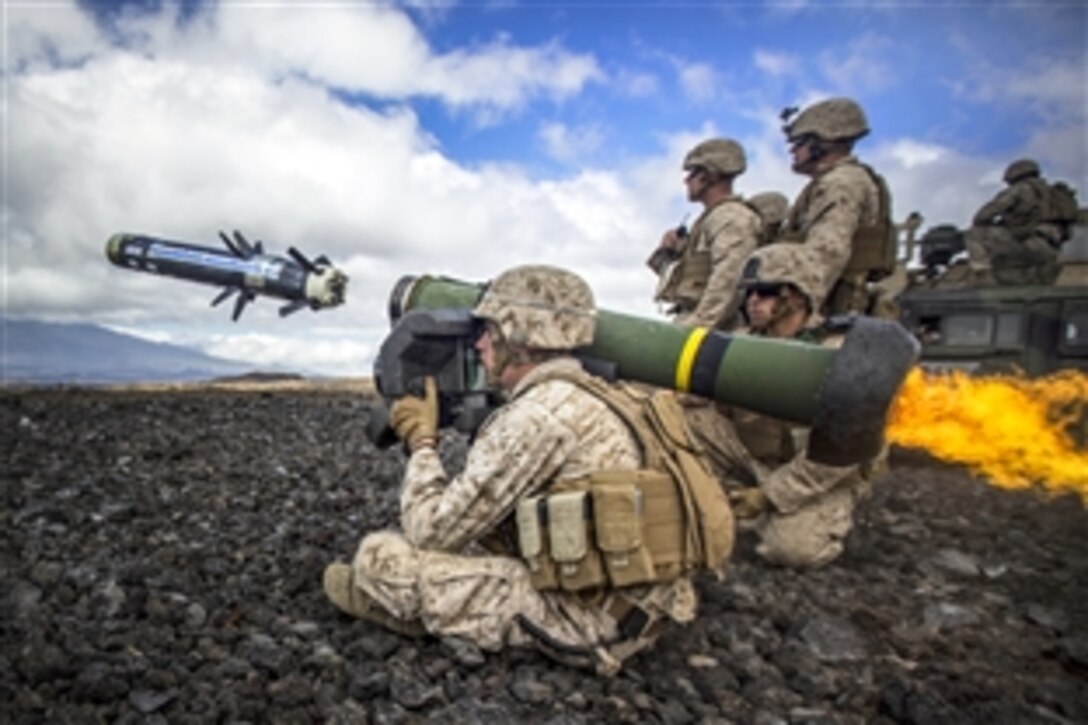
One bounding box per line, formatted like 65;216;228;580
5;1;1082;379
817;32;897;95
753;49;799;78
1;3;659;375
887;140;946;169
538;122;606;164
613;68;659;98
3;3;104;73
678;61;718;104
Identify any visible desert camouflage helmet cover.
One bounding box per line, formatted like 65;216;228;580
473;264;596;350
785;97;870;142
739;243;821;309
683;138;747;177
1004;158;1040;183
748;191;790;226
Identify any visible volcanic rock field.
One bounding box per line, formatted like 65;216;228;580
2;387;1085;723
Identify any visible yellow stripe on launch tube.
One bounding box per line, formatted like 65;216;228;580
674;326;709;392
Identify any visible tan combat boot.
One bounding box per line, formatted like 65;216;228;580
322;563;427;637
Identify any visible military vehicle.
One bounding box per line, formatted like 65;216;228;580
896;224;1087;376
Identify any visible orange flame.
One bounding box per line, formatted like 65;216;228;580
887;367;1088;502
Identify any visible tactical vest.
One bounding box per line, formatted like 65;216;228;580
779;162;897;315
656;199;759;310
508;374;734;593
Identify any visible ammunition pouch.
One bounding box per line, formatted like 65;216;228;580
842;222;896;281
514;373;735;594
516;470;684;592
656;249;710;307
843;165;897;281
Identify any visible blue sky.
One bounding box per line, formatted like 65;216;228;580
3;1;1086;376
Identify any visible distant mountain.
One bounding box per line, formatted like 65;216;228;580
1;318;258;384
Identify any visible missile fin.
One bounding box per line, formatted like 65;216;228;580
231;230;255;258
231;290;256;322
288;246;316;272
219;230;244;258
279;300;307;317
211;286;239;307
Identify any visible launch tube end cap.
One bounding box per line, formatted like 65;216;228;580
807;316;920;466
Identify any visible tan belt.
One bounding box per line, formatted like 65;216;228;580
605;594;665;641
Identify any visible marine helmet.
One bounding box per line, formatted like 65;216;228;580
784;97;870;143
748;191;790;228
739;243;822;312
473;264;596;350
683;138;747;177
1003;158;1040;184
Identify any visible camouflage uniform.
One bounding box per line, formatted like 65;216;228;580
966;159;1062;283
334;266;698;675
662;200;762;328
779;98;896;315
694;244;875;569
749;191;790;246
781;156;883;310
652;138;762;329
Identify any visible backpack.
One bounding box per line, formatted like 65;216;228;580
1043;182;1080;227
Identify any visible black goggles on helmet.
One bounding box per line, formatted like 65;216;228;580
745;283;785;299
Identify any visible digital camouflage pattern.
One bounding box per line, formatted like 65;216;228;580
781;157;884;308
686;328;875;569
473;265;596;350
683;138;747;177
349;357;697;675
784;97;870;142
748;191;790;245
656;198;762;328
739;243;824;312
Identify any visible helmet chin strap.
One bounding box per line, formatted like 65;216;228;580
485;329;542;388
791;136;828;175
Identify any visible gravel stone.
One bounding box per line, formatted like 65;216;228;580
2;389;1084;722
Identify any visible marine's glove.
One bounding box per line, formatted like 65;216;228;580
729;487;769;519
389;376;439;451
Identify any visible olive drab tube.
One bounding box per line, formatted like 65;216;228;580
105;232;348;321
387;274;920;466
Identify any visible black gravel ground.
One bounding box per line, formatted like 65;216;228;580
2;388;1085;724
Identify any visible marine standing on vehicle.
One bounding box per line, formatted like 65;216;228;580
648;138;763;331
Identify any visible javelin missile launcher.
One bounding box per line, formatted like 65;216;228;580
105;231;348;320
370;274;920;466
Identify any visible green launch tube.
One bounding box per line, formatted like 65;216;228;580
386;274;920;465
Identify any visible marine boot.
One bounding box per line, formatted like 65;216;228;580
322;563;427;637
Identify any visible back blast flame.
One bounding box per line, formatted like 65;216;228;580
888;368;1088;501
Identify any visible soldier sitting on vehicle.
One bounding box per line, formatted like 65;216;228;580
324;264;733;675
777;97;898;317
965;158;1079;285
